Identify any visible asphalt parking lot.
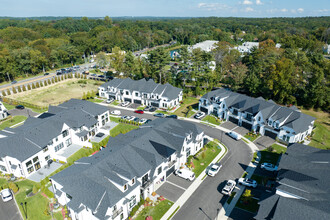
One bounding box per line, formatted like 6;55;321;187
220;121;238;130
0;197;22;220
254;136;276;150
156;174;193;202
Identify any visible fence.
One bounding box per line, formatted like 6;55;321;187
1;97;48;111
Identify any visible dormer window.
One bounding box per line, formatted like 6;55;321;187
131;178;135;185
123;184;127;191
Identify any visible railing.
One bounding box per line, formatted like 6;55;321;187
167;160;177;168
141;179;152;189
112;207;123;220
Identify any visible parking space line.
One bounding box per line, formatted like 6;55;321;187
166;181;187;191
231;126;239;130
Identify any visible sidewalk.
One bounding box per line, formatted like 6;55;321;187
161;139;228;220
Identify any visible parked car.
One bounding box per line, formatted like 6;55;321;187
44;72;50;76
95;132;105;138
106;98;114;103
98;75;105;78
127;116;135;121
261;163;278;172
154;113;165;118
166;114;178;119
134;110;144;114
144;106;152;111
227;131;241;141
238;178;257;188
207;163;222;177
194;112;205;119
111;110;121;116
221;180;236;196
149;107;156;112
139;118;148;124
11;80;17;84
15;105;25;110
145;119;152;124
121;101;130;107
134;117;140;122
175;169;195;181
56;70;62;75
121;115;128;120
90;73;97;77
82;71;89;75
0;189;13;202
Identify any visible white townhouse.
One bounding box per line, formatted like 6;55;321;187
99;78;183;109
0;99;110;178
50;118;205;220
0;101;8;120
234;42;259;54
199;89;315;144
188;40;219;52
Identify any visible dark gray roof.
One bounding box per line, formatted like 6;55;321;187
0;99;108;162
201;88;315;132
100;78;182;100
255;143;330;220
51;118;203;218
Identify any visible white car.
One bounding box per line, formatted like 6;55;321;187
175;169;195;181
227;131;241;141
238;178;257;188
221;180;236;196
127;116;135;121
139;118;147;124
121;101;130;107
261;163;278;172
106;98;114;103
207;163;222;176
1;189;13;202
194;112;205;119
110;110;121;115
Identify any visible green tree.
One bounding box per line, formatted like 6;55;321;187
27;84;31;90
12;87;17;94
6;89;11;95
22;85;26;91
96;51;108;69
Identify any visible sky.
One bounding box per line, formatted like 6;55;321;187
0;0;329;17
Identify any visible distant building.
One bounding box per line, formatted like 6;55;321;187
275;43;281;48
0;101;8;120
234;42;259;54
188;40;219;52
323;44;330;54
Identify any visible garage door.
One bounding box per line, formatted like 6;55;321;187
124;98;132;102
166;165;175;177
151;102;160;107
242;121;252;130
264;129;278;139
229;116;239;124
200;107;209;114
109;95;116;99
134;99;142;104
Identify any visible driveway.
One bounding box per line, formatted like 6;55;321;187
220;121;238;130
0;196;23;220
8;108;39;117
254;136;275;150
156;174;193;202
233;126;249;136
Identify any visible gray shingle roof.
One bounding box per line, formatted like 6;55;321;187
100;78;182;100
51;118;203;218
0;99;108;162
255;143;330;220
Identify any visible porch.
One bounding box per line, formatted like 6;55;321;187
27;162;62;182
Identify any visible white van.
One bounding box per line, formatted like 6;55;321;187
175;169;195;181
227;131;242;141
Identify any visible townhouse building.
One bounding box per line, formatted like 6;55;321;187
0;101;8;120
199;89;315;143
50;118;205;220
99;78;183;109
0;99;109;178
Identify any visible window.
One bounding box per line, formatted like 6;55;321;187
0;165;7;172
131;178;135;185
129;195;137;209
26;160;32;168
135;92;139;96
120;213;124;220
27;166;34;174
43;147;48;152
158;166;162;175
55;137;58;142
62;130;69;138
125;91;129;95
45;155;50;161
258;117;261;121
65;138;72;147
123;184;127;191
113;205;117;212
33;156;39;163
55;143;64;152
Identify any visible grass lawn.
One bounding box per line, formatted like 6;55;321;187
87;98;104;103
258;144;286;165
111;100;120;106
9;79;102;106
137;106;145;110
0;115;27;130
269;144;287;154
202;115;221;126
174;97;199;117
0;177;8;187
244;133;260;142
135;200;174;220
110;116;120;123
227;191;237;204
110;123;138;137
53;212;64;220
301;109;330;149
236;196;260;213
189;141;222;177
3;102;15;110
14;179;55;220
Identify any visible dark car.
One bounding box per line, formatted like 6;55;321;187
91;73;97;77
145;119;152;123
149;107;156;112
44;72;50;76
16;105;25;110
98;75;105;78
106;76;113;80
95;132;105;138
56;70;62;75
134;110;144;114
11;80;17;84
154;113;165;118
166;114;178;119
134;117;140;122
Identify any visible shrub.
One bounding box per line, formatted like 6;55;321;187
267;146;274;152
22;85;26;91
36;82;40;88
52;78;55;83
32;185;38;194
9;182;18;193
201;151;206;159
27;84;31;90
44;80;48;86
12;87;17;94
48;79;51;84
2;90;6;96
17;86;22;92
55;77;58;83
6;89;11;95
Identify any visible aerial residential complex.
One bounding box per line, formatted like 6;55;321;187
0;101;8;120
199;88;315;143
0;99;109;179
99;78;183;108
255;143;330;220
50;118;205;220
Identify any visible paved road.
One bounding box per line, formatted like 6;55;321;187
107;104;253;219
8;108;39;118
0;197;22;220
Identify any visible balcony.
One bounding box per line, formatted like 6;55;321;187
167;160;177;169
244;117;253;122
141;179;152;189
112;207;123;220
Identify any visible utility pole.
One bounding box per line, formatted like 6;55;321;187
6;72;11;82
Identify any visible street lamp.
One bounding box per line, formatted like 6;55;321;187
20;202;27;219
